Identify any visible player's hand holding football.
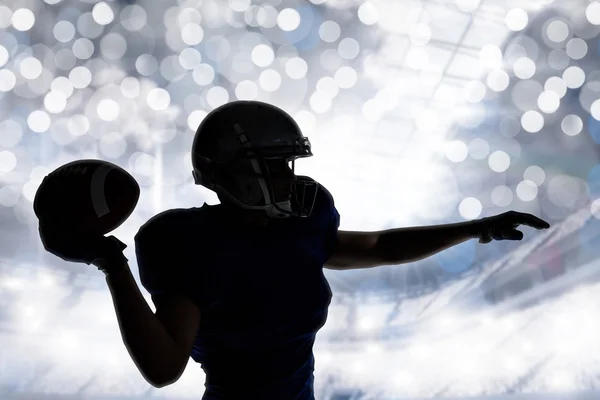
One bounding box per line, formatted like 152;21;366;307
474;210;551;244
38;222;128;274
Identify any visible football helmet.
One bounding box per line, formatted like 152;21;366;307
191;100;318;218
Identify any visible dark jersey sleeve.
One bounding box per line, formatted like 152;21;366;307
134;210;193;297
318;184;341;263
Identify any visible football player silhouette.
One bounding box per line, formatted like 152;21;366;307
38;100;550;400
134;100;341;399
134;100;550;398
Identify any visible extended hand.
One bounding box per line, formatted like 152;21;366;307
475;211;551;244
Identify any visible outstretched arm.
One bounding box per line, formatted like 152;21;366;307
374;220;480;266
325;211;550;270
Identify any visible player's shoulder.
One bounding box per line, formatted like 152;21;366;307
135;204;215;241
312;179;335;211
316;181;334;202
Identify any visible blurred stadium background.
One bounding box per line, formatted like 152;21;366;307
2;0;600;398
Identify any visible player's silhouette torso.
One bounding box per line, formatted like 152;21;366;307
135;184;340;399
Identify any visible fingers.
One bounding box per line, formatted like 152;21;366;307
515;212;551;229
508;229;523;240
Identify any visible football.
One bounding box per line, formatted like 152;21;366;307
33;159;140;235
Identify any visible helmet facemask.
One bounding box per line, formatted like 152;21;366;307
205;152;318;219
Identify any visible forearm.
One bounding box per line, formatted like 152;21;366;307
375;220;480;265
105;263;184;387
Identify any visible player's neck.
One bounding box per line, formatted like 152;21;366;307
220;202;270;227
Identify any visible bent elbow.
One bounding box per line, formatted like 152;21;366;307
142;363;185;389
148;372;181;388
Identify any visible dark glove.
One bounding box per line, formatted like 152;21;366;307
38;222;128;274
474;211;550;244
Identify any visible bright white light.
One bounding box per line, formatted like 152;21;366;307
181;23;204;45
486;69;509;91
12;8;35;31
55;329;81;352
317;77;339;98
358;1;379;25
521;110;544;133
277;8;300;31
338;38;360;60
513;57;535;79
459;197;483;219
420;64;443;87
409;23;432;45
505;8;528;31
251;44;274;67
310;91;332;113
489;150;511;172
228;0;251;12
0;151;17;173
479;44;503;69
234;80;258;100
205;86;229;109
456;0;480;12
516;180;538;201
0;69;15;91
405;47;429;69
285;57;308;79
294;110;317;134
28;110;51;133
193;64;215;85
44;91;67;114
68;114;90;136
586;2;600;25
97;99;120;121
19;57;42;79
147;88;171;111
416;109;439;132
69;66;92;89
334;66;357;89
544;76;567;98
258;69;281;92
562;66;585;89
537;91;560;114
187;110;207;131
591;100;600;120
445;140;469;162
179;47;202;70
92;2;114;25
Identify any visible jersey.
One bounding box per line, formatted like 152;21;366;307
134;182;341;400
